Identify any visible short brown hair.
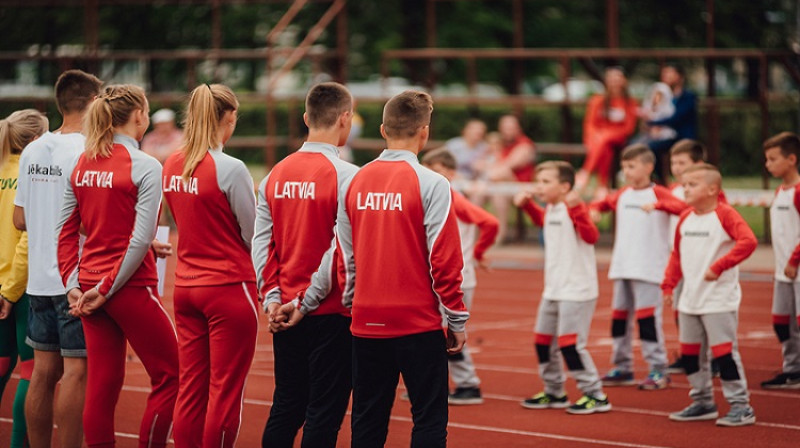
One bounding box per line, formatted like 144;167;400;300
670;139;706;162
763;132;800;163
421;148;456;170
382;90;433;139
536;160;575;188
305;82;352;129
55;70;103;114
621;143;655;164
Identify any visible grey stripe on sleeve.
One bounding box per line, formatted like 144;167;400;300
298;233;337;314
413;164;469;332
212;151;256;251
103;148;162;297
252;174;280;306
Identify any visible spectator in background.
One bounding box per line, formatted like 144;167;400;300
642;64;698;183
444;119;488;180
575;67;639;199
141;108;184;164
488;115;536;242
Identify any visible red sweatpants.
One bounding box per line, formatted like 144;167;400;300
581;134;627;187
80;285;179;448
172;282;259;448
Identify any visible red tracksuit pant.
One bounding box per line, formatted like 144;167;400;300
172;282;259;448
80;285;179;448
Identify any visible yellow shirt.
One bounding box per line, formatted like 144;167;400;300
0;154;28;302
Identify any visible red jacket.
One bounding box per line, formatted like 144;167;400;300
336;149;468;338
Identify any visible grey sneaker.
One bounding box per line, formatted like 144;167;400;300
716;406;756;427
669;403;719;422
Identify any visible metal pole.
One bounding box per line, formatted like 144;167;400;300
705;0;720;165
511;0;523;94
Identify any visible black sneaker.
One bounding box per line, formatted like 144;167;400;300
761;372;800;389
448;387;483;405
521;392;570;409
666;358;685;375
566;394;611;415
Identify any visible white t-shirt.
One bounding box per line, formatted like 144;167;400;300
542;202;598;301
665;205;757;314
606;186;672;284
770;185;800;283
15;132;85;295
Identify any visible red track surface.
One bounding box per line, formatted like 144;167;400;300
2;244;799;447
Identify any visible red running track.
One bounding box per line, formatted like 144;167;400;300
1;246;798;447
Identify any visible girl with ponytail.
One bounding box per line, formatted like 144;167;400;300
162;83;257;448
57;84;179;448
0;109;47;448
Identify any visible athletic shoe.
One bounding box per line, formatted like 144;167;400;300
669;403;719;422
716;406;756;427
566;394;611;415
601;368;635;386
666;358;685;375
638;371;670;390
448;387;483;405
760;372;800;389
520;392;570;409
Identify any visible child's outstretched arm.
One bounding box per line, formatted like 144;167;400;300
565;190;599;244
707;205;758;280
451;190;500;264
514;190;545;227
649;185;690;215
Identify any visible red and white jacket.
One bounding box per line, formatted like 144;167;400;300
591;184;686;284
57;135;160;297
452;189;499;290
522;199;599;301
770;183;800;283
162;148;256;287
318;149;468;338
252;142;358;316
662;204;757;314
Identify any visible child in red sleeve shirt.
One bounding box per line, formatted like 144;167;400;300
763;132;800;388
590;144;686;391
662;164;757;426
162;84;258;448
422;148;499;405
515;161;610;414
57;85;178;448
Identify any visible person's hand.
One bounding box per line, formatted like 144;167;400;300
152;239;173;258
641;203;656;212
663;293;673;309
513;190;534;208
785;263;798;280
0;297;12;320
266;302;287;333
704;269;719;281
67;288;82;307
590;209;602;223
446;328;466;354
565;190;582;208
71;288;107;317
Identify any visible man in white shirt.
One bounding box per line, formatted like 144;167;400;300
13;69;102;448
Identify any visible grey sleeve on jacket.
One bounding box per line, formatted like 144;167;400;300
252;174;281;308
101;154;162;298
55;177;80;292
215;153;257;251
298;233;337;314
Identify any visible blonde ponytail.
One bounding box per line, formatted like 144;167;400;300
181;83;238;181
84;84;147;159
0;109;48;168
